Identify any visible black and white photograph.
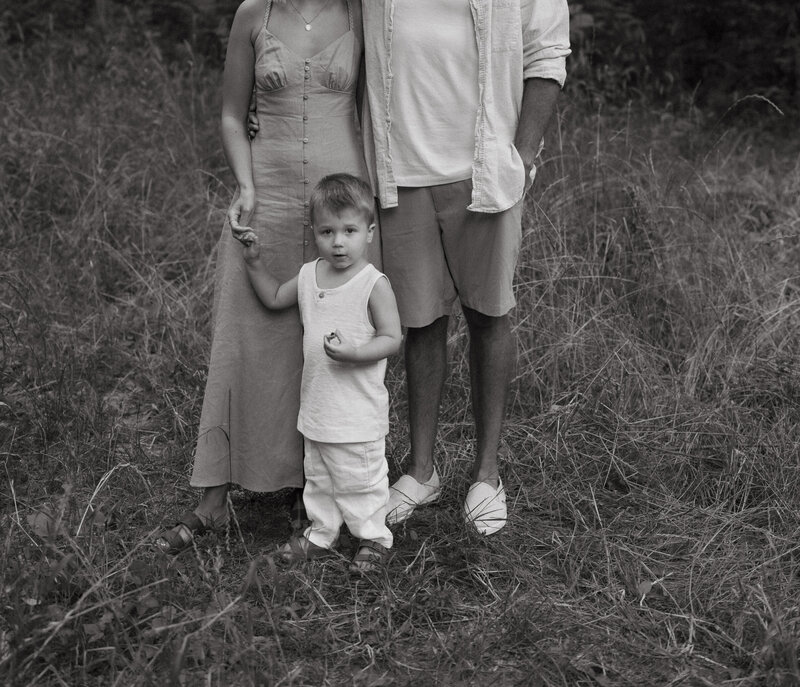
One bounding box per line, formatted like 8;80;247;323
2;1;799;684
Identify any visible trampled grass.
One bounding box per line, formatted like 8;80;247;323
2;22;800;687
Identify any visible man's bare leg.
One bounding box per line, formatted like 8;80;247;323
462;307;513;487
404;316;449;482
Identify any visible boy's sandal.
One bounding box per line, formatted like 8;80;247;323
155;510;225;555
277;536;336;563
349;539;391;574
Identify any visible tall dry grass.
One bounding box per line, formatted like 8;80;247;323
2;19;800;687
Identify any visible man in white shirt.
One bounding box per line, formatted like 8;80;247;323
362;0;570;534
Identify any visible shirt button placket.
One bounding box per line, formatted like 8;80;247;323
302;58;312;259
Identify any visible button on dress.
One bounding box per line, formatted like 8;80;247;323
191;0;373;492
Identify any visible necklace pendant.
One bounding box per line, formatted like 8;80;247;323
305;23;311;31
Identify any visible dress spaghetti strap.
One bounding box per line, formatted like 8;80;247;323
263;0;273;33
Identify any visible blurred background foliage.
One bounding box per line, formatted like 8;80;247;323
1;0;798;113
568;0;800;112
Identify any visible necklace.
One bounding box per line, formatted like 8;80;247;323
286;0;334;31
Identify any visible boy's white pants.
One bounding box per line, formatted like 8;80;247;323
302;437;393;550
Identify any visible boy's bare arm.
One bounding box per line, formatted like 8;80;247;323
324;277;401;363
242;237;299;310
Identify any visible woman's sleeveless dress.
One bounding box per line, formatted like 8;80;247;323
190;0;371;491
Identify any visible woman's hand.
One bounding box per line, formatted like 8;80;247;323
228;187;255;242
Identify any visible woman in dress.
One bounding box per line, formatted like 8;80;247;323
157;0;375;552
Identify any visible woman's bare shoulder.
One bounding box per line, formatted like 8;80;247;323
229;0;265;42
234;0;266;28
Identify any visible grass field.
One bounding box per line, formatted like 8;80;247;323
2;24;800;687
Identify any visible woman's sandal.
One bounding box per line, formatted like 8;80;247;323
155;510;226;555
349;539;391;574
277;535;336;563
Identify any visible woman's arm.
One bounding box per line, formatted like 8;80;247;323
324;277;402;362
221;0;260;239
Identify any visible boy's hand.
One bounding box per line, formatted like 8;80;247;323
238;230;260;263
323;330;358;361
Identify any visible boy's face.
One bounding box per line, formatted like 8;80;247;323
312;206;374;271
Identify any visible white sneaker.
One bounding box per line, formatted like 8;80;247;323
386;468;441;525
463;478;507;535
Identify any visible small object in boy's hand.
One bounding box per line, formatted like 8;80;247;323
325;332;339;343
239;230;256;247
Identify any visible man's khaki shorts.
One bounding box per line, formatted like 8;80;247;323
378;179;522;328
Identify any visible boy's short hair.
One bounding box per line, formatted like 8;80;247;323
310;173;374;226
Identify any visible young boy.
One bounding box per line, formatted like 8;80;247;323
240;173;401;573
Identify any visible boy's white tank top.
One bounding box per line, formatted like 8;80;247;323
296;260;389;443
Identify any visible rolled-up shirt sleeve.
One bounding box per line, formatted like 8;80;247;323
522;0;571;87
